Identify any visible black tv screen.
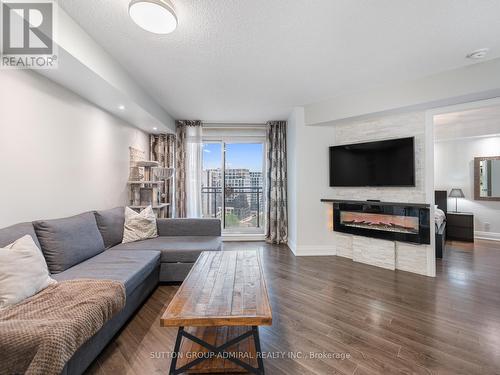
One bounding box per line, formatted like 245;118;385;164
329;137;415;187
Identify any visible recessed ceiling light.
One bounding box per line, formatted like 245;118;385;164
129;0;177;34
118;105;125;110
466;48;489;59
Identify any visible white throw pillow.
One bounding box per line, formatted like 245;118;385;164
122;206;158;244
0;235;56;309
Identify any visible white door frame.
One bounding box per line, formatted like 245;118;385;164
424;96;500;277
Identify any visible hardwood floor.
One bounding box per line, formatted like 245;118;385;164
86;240;500;375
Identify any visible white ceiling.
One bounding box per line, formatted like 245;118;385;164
435;103;500;140
58;0;500;123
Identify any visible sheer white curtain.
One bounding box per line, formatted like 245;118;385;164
185;125;203;218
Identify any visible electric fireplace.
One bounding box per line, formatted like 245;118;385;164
340;211;419;234
323;199;430;245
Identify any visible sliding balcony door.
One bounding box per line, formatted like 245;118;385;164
202;139;265;236
201;142;223;222
223;143;265;234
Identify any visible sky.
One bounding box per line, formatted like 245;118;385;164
203;143;263;172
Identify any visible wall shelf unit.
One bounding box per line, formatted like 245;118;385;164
128;160;173;218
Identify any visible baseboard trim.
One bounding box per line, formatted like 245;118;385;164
222;234;266;242
475;231;500;242
287;240;297;255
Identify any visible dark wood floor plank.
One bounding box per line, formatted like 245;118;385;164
85;240;500;375
269;277;491;373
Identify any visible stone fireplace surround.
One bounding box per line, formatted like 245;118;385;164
312;111;433;276
321;199;431;273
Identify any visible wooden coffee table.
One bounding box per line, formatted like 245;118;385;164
161;250;272;375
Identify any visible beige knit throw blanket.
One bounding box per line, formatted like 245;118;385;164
0;279;126;375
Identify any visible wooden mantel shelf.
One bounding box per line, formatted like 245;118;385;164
320;199;430;209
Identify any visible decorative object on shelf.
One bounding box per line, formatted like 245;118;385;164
129;167;144;181
129;146;145;164
449;188;465;212
140;188;154;206
153;167;174;180
128;146;146;208
127;150;174;218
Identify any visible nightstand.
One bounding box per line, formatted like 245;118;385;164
446;212;474;242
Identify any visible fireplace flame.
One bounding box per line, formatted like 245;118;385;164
340;212;419;234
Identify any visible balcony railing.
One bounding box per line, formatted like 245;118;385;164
201;186;263;228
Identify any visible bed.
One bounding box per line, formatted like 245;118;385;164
435;190;447;258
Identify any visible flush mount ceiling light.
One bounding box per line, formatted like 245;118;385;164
129;0;177;34
466;48;489;59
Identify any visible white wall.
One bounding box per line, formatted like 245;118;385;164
305;57;500;125
286;109;299;253
37;4;176;133
332;112;427;202
287;107;337;256
0;70;149;228
435;136;500;238
287;109;435;276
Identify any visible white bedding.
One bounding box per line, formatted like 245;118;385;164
435;208;446;228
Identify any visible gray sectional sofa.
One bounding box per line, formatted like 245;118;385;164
0;207;222;375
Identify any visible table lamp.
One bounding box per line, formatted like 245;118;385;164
449;188;465;213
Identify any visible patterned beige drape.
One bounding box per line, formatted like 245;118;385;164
175;120;202;218
150;134;175;217
266;121;288;244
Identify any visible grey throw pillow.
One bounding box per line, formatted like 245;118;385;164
0;222;41;249
34;212;105;274
94;207;125;248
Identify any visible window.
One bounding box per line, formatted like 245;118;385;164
201;126;266;235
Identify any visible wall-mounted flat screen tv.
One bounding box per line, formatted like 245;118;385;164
329;137;415;187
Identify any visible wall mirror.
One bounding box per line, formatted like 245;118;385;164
475;156;500;201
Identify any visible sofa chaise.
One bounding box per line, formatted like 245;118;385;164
0;207;222;375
